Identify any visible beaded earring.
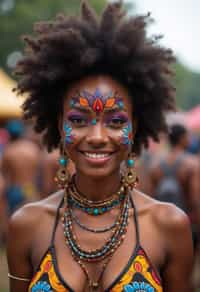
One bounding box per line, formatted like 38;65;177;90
55;142;71;189
122;153;138;190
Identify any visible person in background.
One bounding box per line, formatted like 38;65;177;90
1;120;41;215
149;124;200;249
0;161;6;245
136;133;168;196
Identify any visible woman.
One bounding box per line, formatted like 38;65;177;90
7;1;193;291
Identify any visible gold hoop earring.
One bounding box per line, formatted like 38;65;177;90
55;141;71;189
122;153;138;190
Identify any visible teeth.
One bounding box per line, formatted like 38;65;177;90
84;152;110;159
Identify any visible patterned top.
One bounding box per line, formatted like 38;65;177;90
28;197;163;292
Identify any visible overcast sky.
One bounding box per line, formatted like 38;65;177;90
126;0;200;72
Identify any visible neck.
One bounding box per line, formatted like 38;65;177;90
74;170;121;201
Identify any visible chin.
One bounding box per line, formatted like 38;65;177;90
76;165;120;180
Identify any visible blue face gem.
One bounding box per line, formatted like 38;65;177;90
91;119;97;125
70;100;75;108
118;100;124;110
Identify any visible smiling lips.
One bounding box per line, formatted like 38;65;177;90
84;152;110;159
80;151;114;163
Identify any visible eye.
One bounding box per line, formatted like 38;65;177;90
68;116;87;126
108;117;128;128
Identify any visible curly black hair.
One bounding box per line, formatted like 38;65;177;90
168;124;187;146
14;0;176;154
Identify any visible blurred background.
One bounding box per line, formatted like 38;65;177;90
0;0;200;291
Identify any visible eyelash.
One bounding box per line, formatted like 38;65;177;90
68;116;87;126
67;116;128;128
107;117;128;128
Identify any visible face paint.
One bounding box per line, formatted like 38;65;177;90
121;122;133;145
70;88;125;115
91;118;97;125
64;122;74;144
66;111;88;127
105;113;129;127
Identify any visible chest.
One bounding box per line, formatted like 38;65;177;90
31;213;165;291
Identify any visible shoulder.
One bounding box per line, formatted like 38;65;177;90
133;189;191;237
182;152;199;169
151;199;190;234
7;191;63;242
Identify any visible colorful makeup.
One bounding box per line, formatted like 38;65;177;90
122;122;133;145
64;122;74;144
70;88;125;115
91;119;97;125
66;111;88;126
106;113;129;127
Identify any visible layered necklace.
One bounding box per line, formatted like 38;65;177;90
68;177;126;216
62;180;130;291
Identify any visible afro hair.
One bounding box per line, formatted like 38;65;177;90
14;0;176;154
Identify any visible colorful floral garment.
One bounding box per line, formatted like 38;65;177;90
28;197;163;292
107;247;162;292
28;248;71;292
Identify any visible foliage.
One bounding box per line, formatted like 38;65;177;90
1;0;200;110
174;62;200;110
0;0;107;74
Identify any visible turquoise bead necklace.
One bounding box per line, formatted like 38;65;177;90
68;178;125;216
62;190;130;262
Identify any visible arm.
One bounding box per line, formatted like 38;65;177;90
189;159;200;230
0;169;7;242
161;206;194;291
6;206;33;292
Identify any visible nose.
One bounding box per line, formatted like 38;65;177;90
86;122;108;147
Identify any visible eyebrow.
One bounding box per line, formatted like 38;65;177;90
104;105;127;113
69;104;92;113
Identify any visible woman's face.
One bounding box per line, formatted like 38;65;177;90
61;75;135;179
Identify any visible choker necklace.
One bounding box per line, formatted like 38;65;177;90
68;179;126;216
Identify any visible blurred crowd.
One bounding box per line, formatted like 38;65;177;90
0;119;74;246
136;123;200;288
0;118;200;286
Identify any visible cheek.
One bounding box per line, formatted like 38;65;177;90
63;122;75;145
63;122;87;146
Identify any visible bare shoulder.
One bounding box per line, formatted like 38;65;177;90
8;191;63;240
133;189;191;234
183;152;199;169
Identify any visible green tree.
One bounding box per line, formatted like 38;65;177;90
0;0;107;75
174;62;200;110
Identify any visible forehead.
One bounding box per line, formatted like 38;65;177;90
64;75;133;114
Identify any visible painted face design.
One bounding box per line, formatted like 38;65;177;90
70;88;125;116
66;87;133;147
122;122;133;145
64;122;74;144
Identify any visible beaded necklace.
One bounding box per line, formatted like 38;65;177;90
63;193;129;262
70;208;120;233
62;185;130;291
68;181;125;216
